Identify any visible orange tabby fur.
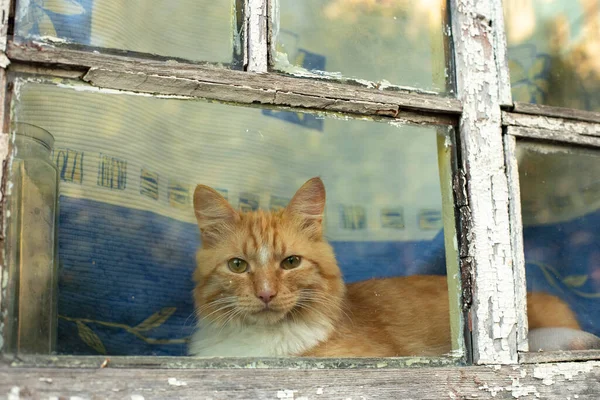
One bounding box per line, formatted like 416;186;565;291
189;177;580;357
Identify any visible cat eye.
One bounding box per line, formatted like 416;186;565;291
281;255;302;270
227;258;249;273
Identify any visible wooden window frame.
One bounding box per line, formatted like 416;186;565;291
1;0;600;397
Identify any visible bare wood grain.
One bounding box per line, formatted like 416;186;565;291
80;68;456;125
520;350;600;364
503;111;600;138
2;361;600;399
506;126;600;148
513;102;600;124
6;42;462;115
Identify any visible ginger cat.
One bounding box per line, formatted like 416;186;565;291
189;177;587;357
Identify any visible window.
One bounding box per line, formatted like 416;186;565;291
2;0;600;397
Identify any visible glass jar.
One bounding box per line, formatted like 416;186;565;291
5;122;59;354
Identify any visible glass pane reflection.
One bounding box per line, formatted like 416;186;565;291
15;0;237;64
274;0;452;93
518;141;600;347
505;0;600;111
11;80;457;356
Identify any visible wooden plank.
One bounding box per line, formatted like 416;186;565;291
507;126;600;148
513;102;600;124
80;68;457;125
450;0;519;364
503;135;529;353
520;350;600;364
246;0;268;72
3;354;460;369
6;41;463;114
503;111;600;138
2;361;600;399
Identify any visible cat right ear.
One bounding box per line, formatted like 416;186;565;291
193;185;239;247
284;177;326;238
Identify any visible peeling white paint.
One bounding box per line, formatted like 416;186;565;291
316;387;324;395
8;387;19;400
167;377;188;386
39;377;53;383
277;389;296;399
451;0;518;364
130;395;145;400
69;396;89;400
533;361;600;386
246;0;268;73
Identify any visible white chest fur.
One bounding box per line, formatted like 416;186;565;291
188;319;333;357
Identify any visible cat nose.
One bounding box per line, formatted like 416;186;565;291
257;290;277;304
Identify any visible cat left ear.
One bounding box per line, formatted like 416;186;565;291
284;177;326;238
193;185;239;247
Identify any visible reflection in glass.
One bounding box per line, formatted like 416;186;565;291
11;80;458;356
15;0;237;64
505;0;600;111
274;0;451;93
517;141;600;347
5;123;59;354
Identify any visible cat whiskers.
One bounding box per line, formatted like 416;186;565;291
297;289;353;325
197;296;239;326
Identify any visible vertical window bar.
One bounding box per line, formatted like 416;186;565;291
245;0;268;72
503;133;529;353
491;0;513;107
0;0;12;352
450;0;518;364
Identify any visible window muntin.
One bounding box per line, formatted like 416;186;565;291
516;140;600;351
504;0;600;111
6;78;462;358
14;0;240;65
272;0;452;94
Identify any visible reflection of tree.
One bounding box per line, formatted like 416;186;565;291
323;0;442;36
280;0;448;91
507;0;600;111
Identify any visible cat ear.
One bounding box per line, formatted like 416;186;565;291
285;177;326;237
193;185;239;247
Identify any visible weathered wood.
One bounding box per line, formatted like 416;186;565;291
2;361;600;399
490;0;512;107
6;41;463;114
451;0;518;364
507;126;600;148
513;102;600;124
246;0;268;73
503;135;529;353
0;67;10;352
503;111;600;138
0;0;10;53
9;62;85;79
3;354;460;369
520;350;600;364
80;68;456;125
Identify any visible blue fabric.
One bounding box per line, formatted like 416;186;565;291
56;196;600;355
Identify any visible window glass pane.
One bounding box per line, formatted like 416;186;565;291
505;0;600;111
517;141;600;351
14;0;238;64
273;0;452;94
7;79;460;359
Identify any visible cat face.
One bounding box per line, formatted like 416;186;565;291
192;178;345;327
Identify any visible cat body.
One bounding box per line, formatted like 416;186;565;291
189;177;586;357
